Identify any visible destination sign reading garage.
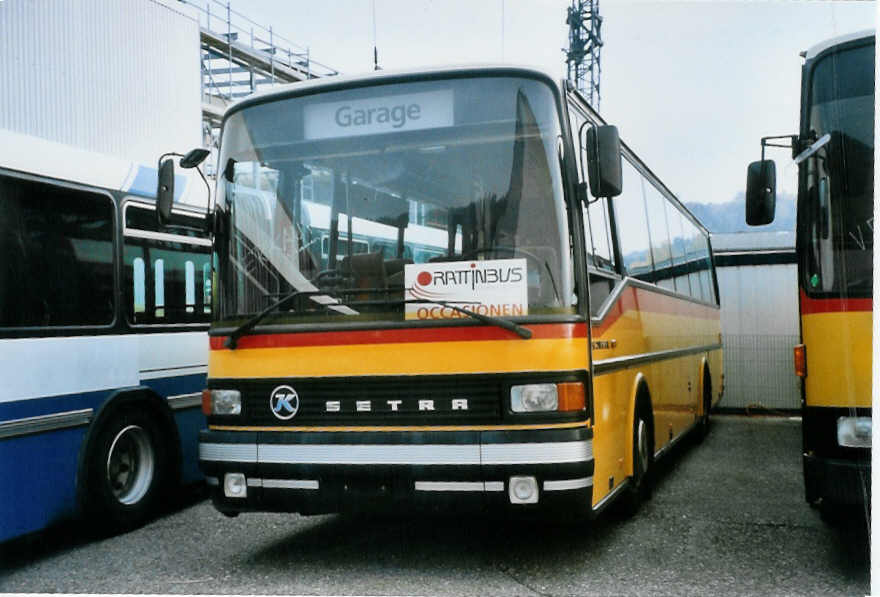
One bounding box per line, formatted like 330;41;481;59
303;89;454;140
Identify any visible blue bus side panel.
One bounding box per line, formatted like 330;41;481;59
0;426;86;543
142;373;207;484
1;375;206;543
174;408;206;483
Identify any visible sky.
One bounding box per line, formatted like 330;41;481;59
226;0;876;208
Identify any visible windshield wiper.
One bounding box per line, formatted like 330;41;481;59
304;288;534;340
225;290;323;349
404;298;532;339
225;291;532;349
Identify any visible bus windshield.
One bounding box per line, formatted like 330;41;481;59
214;75;573;326
803;42;874;297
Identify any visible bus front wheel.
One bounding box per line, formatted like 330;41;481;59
620;399;654;516
84;409;168;533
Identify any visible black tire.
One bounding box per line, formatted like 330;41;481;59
695;369;712;443
620;398;653;516
84;408;168;533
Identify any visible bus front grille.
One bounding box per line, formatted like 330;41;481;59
232;375;503;426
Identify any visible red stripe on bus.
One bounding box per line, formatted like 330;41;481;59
210;322;588;350
799;290;872;315
592;286;719;337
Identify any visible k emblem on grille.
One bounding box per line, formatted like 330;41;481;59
269;385;300;420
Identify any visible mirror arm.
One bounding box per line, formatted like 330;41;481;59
577;120;591;184
191;162;213;217
157;151;184;172
759;134;798;162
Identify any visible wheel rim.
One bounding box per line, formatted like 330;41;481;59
106;425;154;505
636;419;649;477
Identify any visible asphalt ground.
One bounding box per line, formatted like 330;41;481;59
0;415;870;596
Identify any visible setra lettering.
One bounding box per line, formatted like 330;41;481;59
322;399;469;413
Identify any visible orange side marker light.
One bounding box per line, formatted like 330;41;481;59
793;344;807;378
557;382;586;412
202;388;213;416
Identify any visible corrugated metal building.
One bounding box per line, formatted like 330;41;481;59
713;231;800;411
0;0;201;166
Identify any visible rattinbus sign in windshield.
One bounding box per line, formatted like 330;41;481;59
304;89;453;139
404;259;528;321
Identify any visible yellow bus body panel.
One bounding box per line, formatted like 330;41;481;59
210;337;588;378
589;285;722;507
802;310;872;408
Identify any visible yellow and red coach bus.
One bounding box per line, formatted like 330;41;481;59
746;31;873;513
161;66;722;519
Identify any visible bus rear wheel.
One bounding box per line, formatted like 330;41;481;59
696;369;712;442
85;409;168;533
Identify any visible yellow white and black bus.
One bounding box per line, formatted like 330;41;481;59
162;66;722;519
746;31;873;513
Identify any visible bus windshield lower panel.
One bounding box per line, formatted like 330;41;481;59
213;76;574;328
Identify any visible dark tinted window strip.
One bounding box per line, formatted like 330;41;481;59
714;252;797;267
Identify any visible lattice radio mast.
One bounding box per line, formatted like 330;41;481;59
564;0;603;110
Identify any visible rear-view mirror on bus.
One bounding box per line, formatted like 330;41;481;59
745;159;776;226
585;125;622;199
157;157;175;227
180;147;210;169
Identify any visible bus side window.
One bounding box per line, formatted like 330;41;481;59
133;257;146;314
185;260;195;314
613;161;652;280
668;207;692;297
696;232;715;304
124;234;211;325
203;262;212;314
682;218;704;301
0;174;114;329
123;202;212;326
644;183;674;291
154;259;165;318
587;199;615;271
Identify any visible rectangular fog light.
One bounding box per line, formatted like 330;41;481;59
509;476;539;504
837;416;871;448
224;473;248;498
212;389;242;415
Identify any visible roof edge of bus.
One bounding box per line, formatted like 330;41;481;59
223;64;560;119
803;29;874;60
0;128;209;208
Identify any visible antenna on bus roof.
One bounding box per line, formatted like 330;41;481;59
372;0;381;70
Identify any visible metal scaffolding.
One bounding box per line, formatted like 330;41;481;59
564;0;602;110
181;1;338;155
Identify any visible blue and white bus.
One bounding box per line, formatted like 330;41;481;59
0;130;211;542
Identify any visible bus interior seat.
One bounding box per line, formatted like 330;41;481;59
384;258;413;288
340;252;387;297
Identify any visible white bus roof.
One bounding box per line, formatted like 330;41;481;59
226;64;557;118
0;129;208;208
804;29;874;60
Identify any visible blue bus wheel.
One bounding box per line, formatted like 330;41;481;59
85;409;168;533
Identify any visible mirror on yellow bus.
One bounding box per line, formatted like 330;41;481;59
585;125;622;199
745;159;776;225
